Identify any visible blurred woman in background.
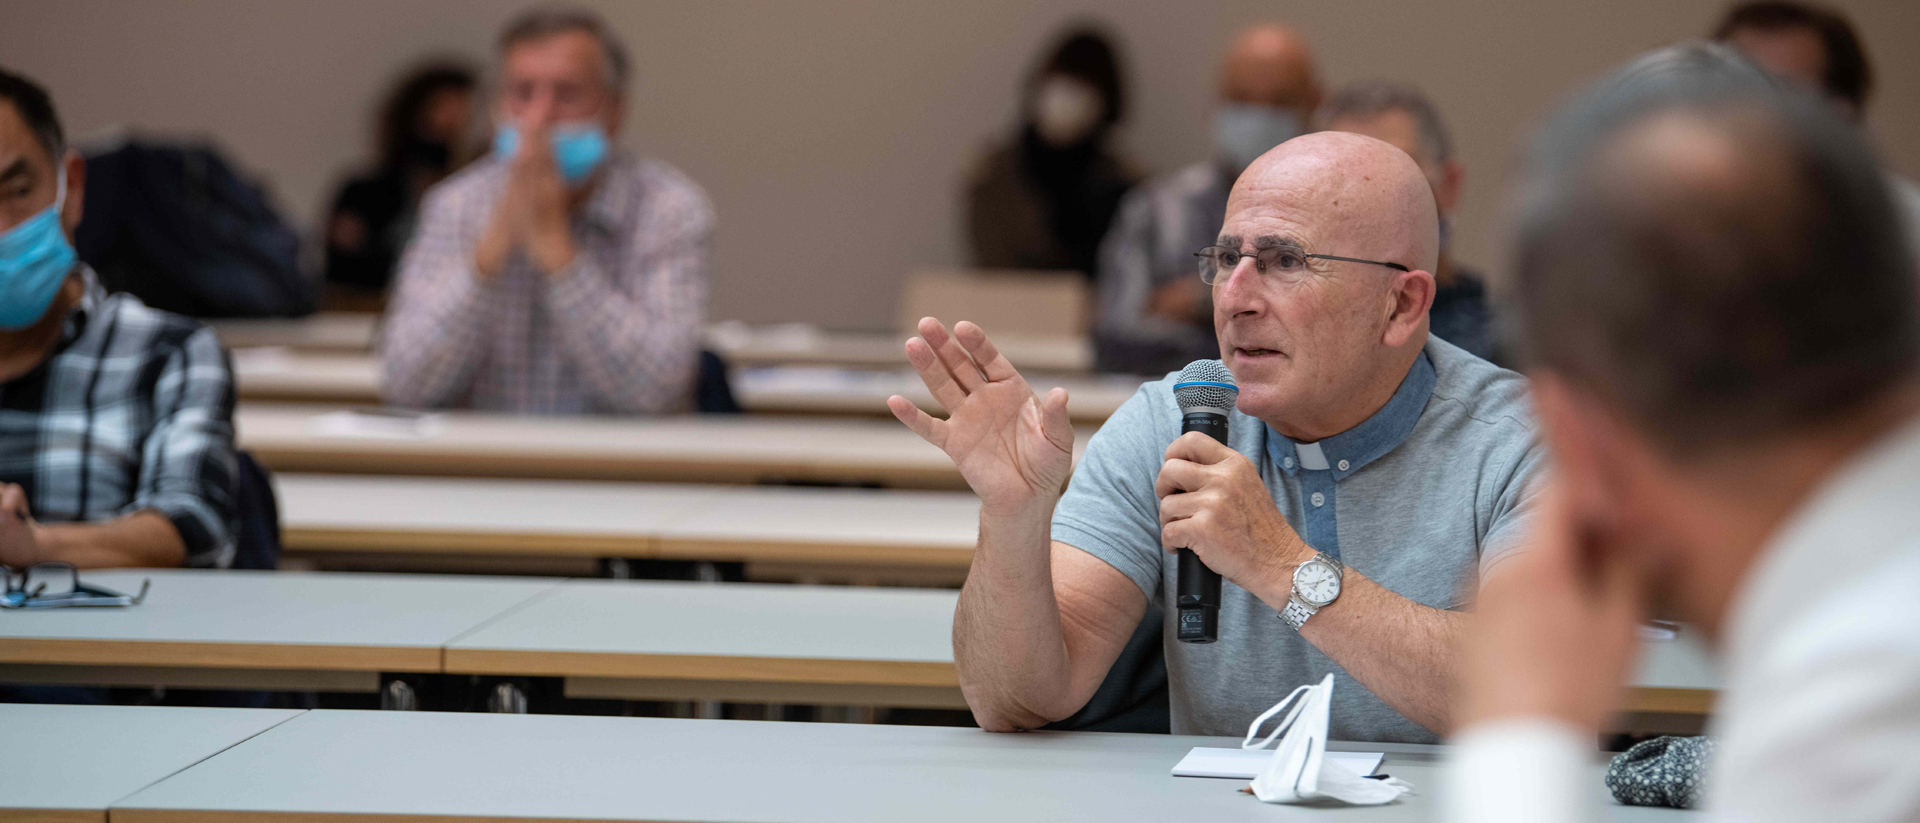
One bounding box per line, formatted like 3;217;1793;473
965;27;1136;283
322;61;476;308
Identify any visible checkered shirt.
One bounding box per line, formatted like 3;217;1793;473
0;266;237;568
381;152;713;414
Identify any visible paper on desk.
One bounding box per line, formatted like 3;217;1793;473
307;410;446;440
1172;747;1383;779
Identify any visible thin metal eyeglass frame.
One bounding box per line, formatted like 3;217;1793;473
1193;245;1410;286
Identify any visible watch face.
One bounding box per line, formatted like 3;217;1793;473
1293;559;1342;607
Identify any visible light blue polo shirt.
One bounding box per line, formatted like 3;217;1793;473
1052;337;1545;742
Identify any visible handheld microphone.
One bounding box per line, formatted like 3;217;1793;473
1171;360;1238;644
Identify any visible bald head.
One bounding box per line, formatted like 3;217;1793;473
1220;24;1321;111
1211;130;1442;439
1234;131;1440;274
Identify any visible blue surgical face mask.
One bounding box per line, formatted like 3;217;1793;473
493;122;611;184
0;166;76;331
1214;104;1304;173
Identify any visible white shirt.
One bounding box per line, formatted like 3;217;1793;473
1447;414;1920;823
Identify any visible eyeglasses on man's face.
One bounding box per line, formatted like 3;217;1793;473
1194;245;1410;286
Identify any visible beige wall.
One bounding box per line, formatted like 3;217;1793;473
5;0;1916;330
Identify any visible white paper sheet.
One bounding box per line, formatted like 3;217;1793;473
1171;747;1385;779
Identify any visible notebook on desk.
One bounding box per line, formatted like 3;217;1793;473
1172;747;1385;779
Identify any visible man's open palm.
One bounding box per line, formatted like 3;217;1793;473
887;318;1074;516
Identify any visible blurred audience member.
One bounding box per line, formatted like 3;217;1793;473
1450;43;1920;822
1713;0;1920;240
0;68;236;570
1095;24;1321;375
1317;81;1499;364
382;6;713;414
323;62;477;305
965;27;1136;282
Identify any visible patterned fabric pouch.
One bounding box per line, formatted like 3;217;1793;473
1605;736;1716;809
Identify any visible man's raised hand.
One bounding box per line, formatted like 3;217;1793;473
888;318;1074;517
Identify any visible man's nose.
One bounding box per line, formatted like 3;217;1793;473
522;87;560;130
1212;257;1265;317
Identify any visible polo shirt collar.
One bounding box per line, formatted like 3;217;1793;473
1266;350;1436;479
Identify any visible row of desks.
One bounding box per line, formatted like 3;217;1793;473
278;474;980;570
0;569;962;707
210;313;1098;372
237;403;1084;490
0;568;1719;714
7;703;1691;823
231;350;1144;422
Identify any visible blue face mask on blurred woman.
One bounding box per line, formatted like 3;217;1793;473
1214;103;1304;173
493;122;609;184
0;166;76;331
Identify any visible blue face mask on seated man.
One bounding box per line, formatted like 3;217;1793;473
493;122;610;185
1214;103;1304;173
0;166;77;331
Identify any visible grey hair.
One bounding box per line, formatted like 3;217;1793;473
1509;40;1917;456
498;4;631;93
1314;80;1453;165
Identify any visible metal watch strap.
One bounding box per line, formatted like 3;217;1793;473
1279;552;1345;630
1280;599;1316;630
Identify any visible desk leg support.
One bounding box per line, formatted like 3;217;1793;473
381;678;418;711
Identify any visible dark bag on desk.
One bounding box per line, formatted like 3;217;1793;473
75;138;314;318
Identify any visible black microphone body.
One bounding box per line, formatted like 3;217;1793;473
1175;410;1229;643
1170;360;1238;645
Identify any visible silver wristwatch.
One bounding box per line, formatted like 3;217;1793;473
1280;552;1345;630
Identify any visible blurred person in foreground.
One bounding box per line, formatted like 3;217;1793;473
891;128;1543;742
1317;81;1500;364
1713;0;1920;241
966;27;1136;282
1095;24;1322;375
323;62;478;305
1449;43;1920;822
382;5;712;414
0;67;236;570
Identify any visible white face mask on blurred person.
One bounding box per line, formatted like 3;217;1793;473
1032;75;1104;147
1214;103;1303;172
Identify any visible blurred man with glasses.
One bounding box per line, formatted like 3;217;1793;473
891;130;1543;741
382;5;713;414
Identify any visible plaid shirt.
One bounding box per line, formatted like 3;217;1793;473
0;267;237;568
381;153;713;414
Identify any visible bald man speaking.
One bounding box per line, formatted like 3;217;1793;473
892;132;1544;743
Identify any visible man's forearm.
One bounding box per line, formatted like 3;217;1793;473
953;503;1076;731
1255;567;1467;733
36;511;186;569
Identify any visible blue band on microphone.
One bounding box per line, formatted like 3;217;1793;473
1173;381;1239;392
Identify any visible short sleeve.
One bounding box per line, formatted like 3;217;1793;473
1051;384;1174;601
1477;432;1549;582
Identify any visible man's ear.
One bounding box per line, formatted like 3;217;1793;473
58;150;85;237
1381;269;1435;348
1532;373;1634;534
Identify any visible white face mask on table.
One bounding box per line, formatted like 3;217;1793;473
1240;673;1414;805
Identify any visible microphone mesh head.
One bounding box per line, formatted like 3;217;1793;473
1173;360;1239;412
